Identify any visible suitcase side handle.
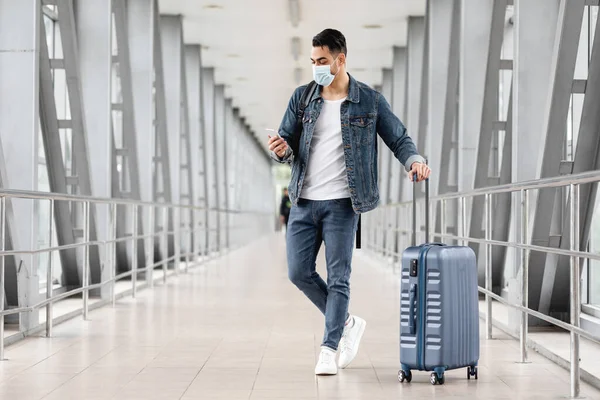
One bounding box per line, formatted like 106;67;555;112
409;283;417;335
411;161;430;246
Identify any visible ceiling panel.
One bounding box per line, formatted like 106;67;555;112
158;0;426;147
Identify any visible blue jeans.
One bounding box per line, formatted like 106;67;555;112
286;198;359;350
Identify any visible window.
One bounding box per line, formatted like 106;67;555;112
37;11;65;292
582;6;599;308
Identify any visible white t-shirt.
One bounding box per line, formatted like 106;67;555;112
300;98;351;200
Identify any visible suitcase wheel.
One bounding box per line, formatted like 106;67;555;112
398;370;412;383
430;372;445;385
467;366;478;380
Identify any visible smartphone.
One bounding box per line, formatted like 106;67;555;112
265;128;281;138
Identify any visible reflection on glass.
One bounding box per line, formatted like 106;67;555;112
44;16;54;56
111;12;118;57
37;129;63;291
36;199;64;293
589;195;600;306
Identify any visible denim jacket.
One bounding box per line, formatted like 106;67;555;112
270;74;424;214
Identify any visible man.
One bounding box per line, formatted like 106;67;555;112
268;29;431;376
279;187;292;232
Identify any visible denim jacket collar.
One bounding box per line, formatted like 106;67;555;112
309;73;360;104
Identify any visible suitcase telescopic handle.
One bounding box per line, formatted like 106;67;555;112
409;283;417;335
411;161;430;246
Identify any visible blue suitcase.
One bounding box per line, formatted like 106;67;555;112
398;180;480;385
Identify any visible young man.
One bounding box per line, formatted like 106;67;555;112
268;29;431;375
279;187;292;232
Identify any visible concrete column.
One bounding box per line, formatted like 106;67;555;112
185;44;206;257
213;85;225;252
75;0;113;297
403;16;426;202
160;15;183;207
380;69;394;205
508;0;560;327
426;0;453;196
127;0;154;203
389;47;407;204
458;0;494;200
0;0;41;329
202;68;217;254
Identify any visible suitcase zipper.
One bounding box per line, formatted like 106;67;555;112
417;245;431;371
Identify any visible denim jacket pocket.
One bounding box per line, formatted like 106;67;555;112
349;115;375;145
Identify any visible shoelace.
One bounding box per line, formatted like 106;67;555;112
342;336;354;353
319;351;333;364
340;325;353;352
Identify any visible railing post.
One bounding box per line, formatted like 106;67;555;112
381;208;386;255
174;207;180;276
162;206;168;283
0;196;5;361
186;208;191;273
485;193;493;340
395;206;402;265
386;208;390;256
110;203;117;307
205;208;210;262
147;205;155;288
82;201;90;321
460;196;467;247
403;205;409;251
131;204;138;298
441;199;447;243
570;183;581;398
46;200;54;338
520;189;529;363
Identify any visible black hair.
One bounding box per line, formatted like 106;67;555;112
312;29;347;56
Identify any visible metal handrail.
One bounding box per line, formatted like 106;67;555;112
0;190;274;363
0;187;271;215
387;169;600;206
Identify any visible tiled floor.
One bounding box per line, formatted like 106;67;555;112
477;296;600;382
2;234;600;399
4;268;184;342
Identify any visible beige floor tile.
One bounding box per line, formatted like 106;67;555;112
250;388;317;399
181;389;252;399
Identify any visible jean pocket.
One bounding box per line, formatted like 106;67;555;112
331;198;352;207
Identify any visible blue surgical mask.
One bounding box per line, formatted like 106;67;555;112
312;59;339;86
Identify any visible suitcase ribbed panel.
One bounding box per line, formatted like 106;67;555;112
425;246;479;370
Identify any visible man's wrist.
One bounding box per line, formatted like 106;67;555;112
405;154;426;172
278;147;292;160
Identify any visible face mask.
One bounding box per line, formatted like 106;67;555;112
312;58;339;86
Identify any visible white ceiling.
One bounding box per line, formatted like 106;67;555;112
158;0;426;148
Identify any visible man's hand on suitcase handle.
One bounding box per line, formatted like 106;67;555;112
409;162;431;182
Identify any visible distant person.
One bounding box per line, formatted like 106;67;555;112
279;188;292;232
267;28;431;375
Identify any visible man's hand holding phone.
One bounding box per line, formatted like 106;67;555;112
267;129;288;158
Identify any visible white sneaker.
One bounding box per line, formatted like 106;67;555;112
338;316;367;369
315;347;338;375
